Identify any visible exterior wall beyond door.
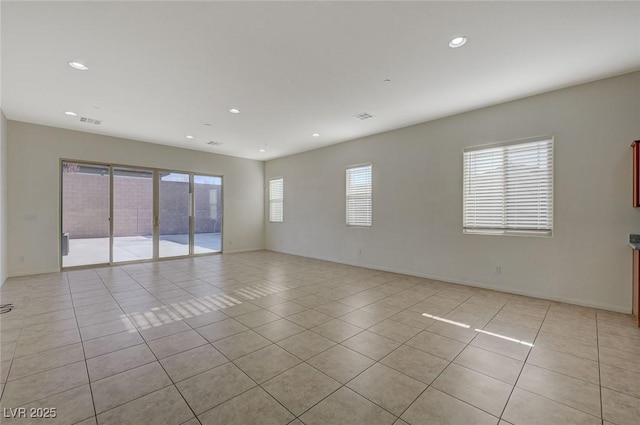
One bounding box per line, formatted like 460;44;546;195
62;172;110;238
62;172;222;239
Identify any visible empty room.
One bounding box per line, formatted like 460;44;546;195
1;1;640;425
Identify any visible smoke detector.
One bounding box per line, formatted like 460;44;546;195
79;117;101;125
354;113;374;120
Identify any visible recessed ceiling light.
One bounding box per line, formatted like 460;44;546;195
312;133;320;137
64;111;77;116
203;123;212;127
229;108;240;114
449;36;468;48
186;135;194;139
259;149;266;152
383;79;391;83
68;61;88;70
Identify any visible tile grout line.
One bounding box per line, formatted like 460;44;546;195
74;271;99;423
70;268;169;421
139;342;207;423
105;266;205;423
3;254;636;424
189;279;425;423
280;288;471;423
491;304;607;423
121;265;305;423
0;303;24;401
595;312;604;425
94;267;205;419
195;307;344;421
1;273;94;422
148;278;455;421
503;309;606;422
494;301;551;422
163;318;298;422
390;294;505;423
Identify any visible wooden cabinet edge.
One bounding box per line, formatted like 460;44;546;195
633;140;640;208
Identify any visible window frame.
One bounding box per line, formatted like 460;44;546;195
269;177;284;223
346;163;373;228
463;135;554;237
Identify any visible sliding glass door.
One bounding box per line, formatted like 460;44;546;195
158;172;191;258
113;167;154;262
61;162;110;267
61;161;222;268
194;175;222;254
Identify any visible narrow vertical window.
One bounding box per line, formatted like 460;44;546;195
346;164;372;227
269;177;284;223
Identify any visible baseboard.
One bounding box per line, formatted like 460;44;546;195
223;247;265;254
266;248;631;314
7;268;61;279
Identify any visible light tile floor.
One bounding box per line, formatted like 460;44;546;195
1;251;639;425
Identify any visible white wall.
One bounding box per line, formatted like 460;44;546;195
0;110;7;286
7;121;265;276
266;71;640;313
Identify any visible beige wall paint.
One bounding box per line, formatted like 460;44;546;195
266;71;640;312
6;122;265;276
0;110;7;286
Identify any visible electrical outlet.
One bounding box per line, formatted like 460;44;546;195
495;266;501;275
18;256;25;263
358;249;362;255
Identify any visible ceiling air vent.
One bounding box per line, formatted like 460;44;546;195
354;113;374;121
207;141;223;146
79;117;101;125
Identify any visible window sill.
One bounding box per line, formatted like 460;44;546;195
463;229;552;238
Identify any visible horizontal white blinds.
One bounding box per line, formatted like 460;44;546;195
269;178;284;223
346;164;372;227
463;137;553;235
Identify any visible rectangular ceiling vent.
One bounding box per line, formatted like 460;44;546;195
207;141;223;146
354;113;374;121
79;117;101;125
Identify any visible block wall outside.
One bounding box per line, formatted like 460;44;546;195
62;172;110;238
62;172;222;238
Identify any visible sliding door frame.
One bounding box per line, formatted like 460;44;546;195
59;159;112;270
59;158;224;271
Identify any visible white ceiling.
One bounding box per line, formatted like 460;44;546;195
2;1;640;161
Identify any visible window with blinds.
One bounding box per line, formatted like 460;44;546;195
463;136;553;236
346;164;372;227
269;177;284;223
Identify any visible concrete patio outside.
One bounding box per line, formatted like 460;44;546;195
62;233;221;267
